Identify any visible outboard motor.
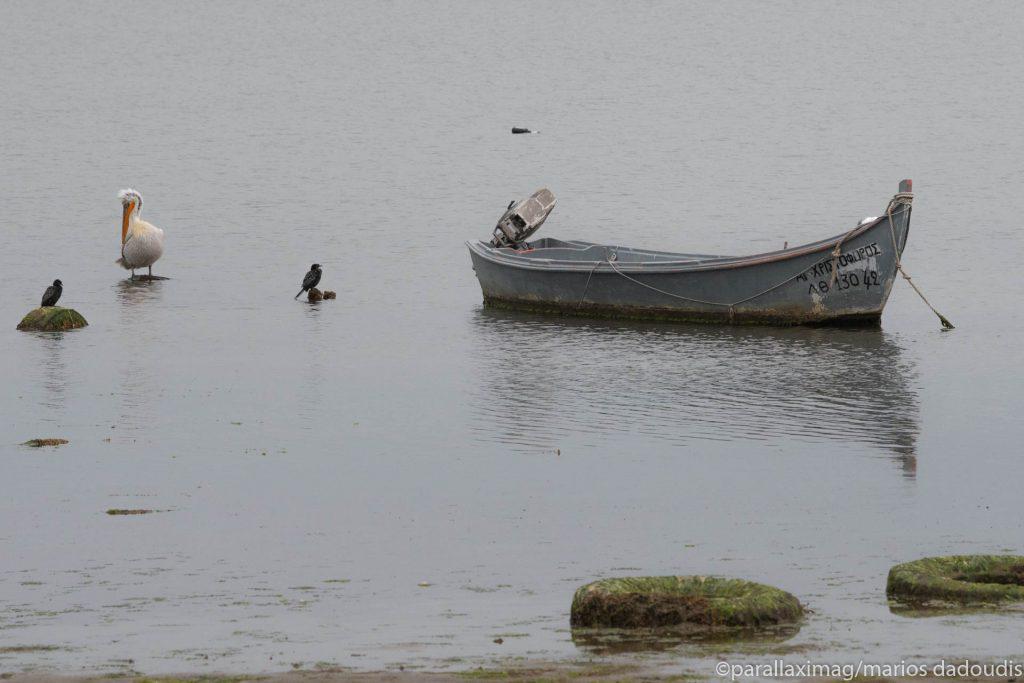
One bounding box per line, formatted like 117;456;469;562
490;188;556;248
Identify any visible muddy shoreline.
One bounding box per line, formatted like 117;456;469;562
2;669;1015;683
0;665;690;683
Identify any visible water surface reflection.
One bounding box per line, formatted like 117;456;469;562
34;331;69;414
571;622;801;655
114;279;167;434
469;310;919;475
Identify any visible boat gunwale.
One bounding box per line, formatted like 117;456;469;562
466;214;895;274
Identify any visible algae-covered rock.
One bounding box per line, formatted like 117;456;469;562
323;290;337;300
887;555;1024;604
307;287;323;302
17;307;88;331
570;576;803;629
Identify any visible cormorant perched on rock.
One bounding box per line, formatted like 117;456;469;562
41;279;62;307
295;264;322;299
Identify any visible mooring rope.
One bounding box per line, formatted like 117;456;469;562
602;255;816;308
576;260;602;308
829;224;863;287
885;193;955;329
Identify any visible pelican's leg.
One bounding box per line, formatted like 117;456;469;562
148;266;152;279
131;268;136;281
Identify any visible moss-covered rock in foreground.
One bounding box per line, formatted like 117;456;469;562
17;307;88;331
887;555;1024;604
570;576;803;629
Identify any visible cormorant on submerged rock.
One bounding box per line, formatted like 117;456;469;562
295;264;322;299
41;279;62;307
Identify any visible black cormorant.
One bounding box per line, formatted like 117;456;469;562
41;279;62;307
295;264;322;299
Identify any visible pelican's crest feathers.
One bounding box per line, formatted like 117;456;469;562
118;188;143;212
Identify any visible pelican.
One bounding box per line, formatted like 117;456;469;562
117;189;164;280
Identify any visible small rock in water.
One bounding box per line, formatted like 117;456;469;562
418;581;432;587
493;638;504;644
17;307;88;331
511;127;532;134
323;290;337;300
106;509;156;515
307;287;323;302
22;438;69;447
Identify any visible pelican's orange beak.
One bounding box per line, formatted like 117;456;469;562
121;200;132;245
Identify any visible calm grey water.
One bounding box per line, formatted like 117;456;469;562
2;0;1023;676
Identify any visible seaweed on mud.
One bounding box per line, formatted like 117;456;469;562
21;438;68;447
0;645;61;653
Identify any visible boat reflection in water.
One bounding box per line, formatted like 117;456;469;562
469;309;919;477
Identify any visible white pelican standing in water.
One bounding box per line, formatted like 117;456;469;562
117;189;164;280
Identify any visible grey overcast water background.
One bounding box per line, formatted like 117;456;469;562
2;0;1024;676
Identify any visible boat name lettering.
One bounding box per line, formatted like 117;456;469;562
796;243;881;282
796;243;885;296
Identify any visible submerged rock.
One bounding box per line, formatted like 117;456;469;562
570;576;803;629
887;555;1024;604
106;509;155;515
22;438;69;447
17;307;88;331
511;127;533;134
323;290;337;300
307;287;323;302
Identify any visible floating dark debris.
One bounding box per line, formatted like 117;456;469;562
106;509;157;516
511;127;533;134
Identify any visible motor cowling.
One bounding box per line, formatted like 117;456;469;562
490;188;556;248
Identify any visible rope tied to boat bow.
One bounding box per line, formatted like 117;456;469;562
885;192;955;329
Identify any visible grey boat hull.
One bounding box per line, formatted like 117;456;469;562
468;187;912;326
